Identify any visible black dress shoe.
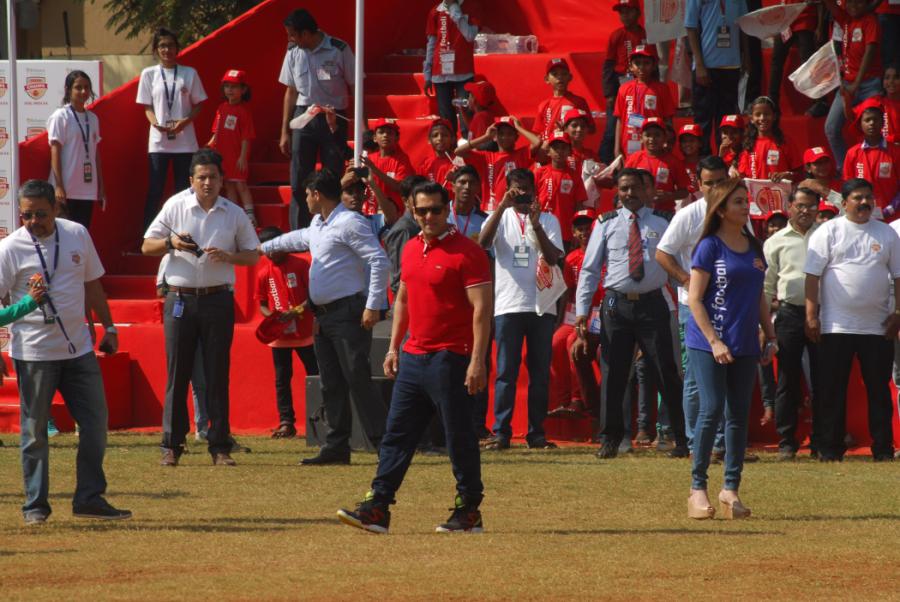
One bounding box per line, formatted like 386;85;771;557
300;451;351;465
595;440;619;459
667;445;690;458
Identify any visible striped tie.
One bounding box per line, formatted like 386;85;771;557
628;213;644;281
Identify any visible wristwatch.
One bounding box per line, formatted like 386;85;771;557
105;325;118;334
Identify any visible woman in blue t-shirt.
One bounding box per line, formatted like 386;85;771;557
685;178;777;521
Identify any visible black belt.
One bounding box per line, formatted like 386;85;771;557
168;285;231;296
778;301;805;311
605;289;663;302
310;293;363;315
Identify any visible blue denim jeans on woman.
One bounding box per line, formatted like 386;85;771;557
16;352;109;517
825;77;882;171
687;349;758;492
679;303;725;450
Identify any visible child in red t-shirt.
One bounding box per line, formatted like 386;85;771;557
561;109;600;175
881;65;900;144
842;99;900;217
208;69;257;225
455;115;540;210
802;146;843;206
601;0;648;163
459;80;499;142
677;123;703;199
613;45;674;159
738;96;801;182
624;117;690;212
718;114;746;172
363;118;415;216
533;58;594;141
823;0;883;169
534;131;588;244
417;118;461;194
255;226;319;439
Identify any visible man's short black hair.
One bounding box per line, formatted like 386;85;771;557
616;167;645;184
258;226;284;244
697;155;727;179
634;168;654;187
411;182;449;206
506;167;534;189
400;175;429;200
190;148;224;176
791;187;820;203
304;168;342;201
19;179;55;206
842;177;873;199
284;9;317;34
452;164;481;183
151;27;179;53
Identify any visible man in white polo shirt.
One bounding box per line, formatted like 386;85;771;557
805;178;900;462
0;179;130;525
143;149;260;467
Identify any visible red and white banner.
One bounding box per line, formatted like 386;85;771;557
788;42;841;99
745;178;792;216
644;0;686;44
671;37;693;88
736;4;806;40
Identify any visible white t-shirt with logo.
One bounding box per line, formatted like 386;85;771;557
805;216;900;336
657;197;707;306
0;219;105;361
491;208;564;316
46;106;101;201
136;64;207;153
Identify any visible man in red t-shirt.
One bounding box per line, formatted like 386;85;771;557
624;117;690;212
533;58;594;141
534;131;588;244
338;181;492;535
363;118;414;216
255;227;319;439
842;99;900;217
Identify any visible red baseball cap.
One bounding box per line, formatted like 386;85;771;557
612;0;640;11
764;209;788;222
573;208;596;222
221;69;246;85
719;114;745;129
463;80;497;108
641;116;666;133
256;312;292;344
429;117;454;133
546;58;571;74
803;146;833;164
817;202;838;215
369;118;400;134
562;108;590;127
630;45;657;60
492;115;517;130
854;97;885;122
678;123;703;139
548;130;572;145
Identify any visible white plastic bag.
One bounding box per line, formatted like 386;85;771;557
788;42;841;99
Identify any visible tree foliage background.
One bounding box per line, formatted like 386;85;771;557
89;0;265;48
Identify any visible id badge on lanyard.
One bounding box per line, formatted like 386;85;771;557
70;106;93;183
716;0;731;48
513;214;530;268
161;65;178;140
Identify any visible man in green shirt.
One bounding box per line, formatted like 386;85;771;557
763;187;820;461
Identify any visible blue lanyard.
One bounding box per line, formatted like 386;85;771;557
31;226;76;354
69;106;90;159
160;65;178;114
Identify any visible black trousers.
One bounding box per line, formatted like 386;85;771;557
692;68;741;155
290;107;348;230
144;152;192;232
434;79;472;136
161;290;234;455
272;345;319;426
768;30;815;107
817;333;894;459
599;291;686;446
314;294;386;454
773;303;820;453
62;199;95;230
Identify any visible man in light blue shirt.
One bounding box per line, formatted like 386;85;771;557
685;0;749;154
261;169;389;465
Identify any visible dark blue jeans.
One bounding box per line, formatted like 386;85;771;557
372;351;483;502
688;349;757;491
144;152;192;231
492;312;556;442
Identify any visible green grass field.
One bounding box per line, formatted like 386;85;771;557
1;433;898;601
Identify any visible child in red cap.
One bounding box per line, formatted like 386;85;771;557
533;131;588;244
801;146;843;204
363;118;415;216
613;45;675;160
601;0;648;163
842;99;900;217
417;118;462;193
207;69;257;225
456;115;541;210
459;80;498;142
624;117;690;212
717;114;745;171
677;123;703;198
533;58;594;141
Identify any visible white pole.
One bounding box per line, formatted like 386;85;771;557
7;0;19;201
353;0;364;167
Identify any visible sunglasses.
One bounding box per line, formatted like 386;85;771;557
20;211;50;221
413;206;445;217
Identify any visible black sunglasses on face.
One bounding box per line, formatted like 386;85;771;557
413;206;444;216
20;211;50;221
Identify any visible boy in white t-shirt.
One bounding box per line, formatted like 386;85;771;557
478;168;564;450
804;178;900;462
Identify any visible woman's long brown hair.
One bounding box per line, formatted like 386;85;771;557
698;177;764;258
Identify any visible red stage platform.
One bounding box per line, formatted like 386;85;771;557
10;0;899;449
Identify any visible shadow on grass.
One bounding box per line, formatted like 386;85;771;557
758;513;900;522
0;548;78;557
536;527;783;536
16;516;335;534
0;490;190;501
